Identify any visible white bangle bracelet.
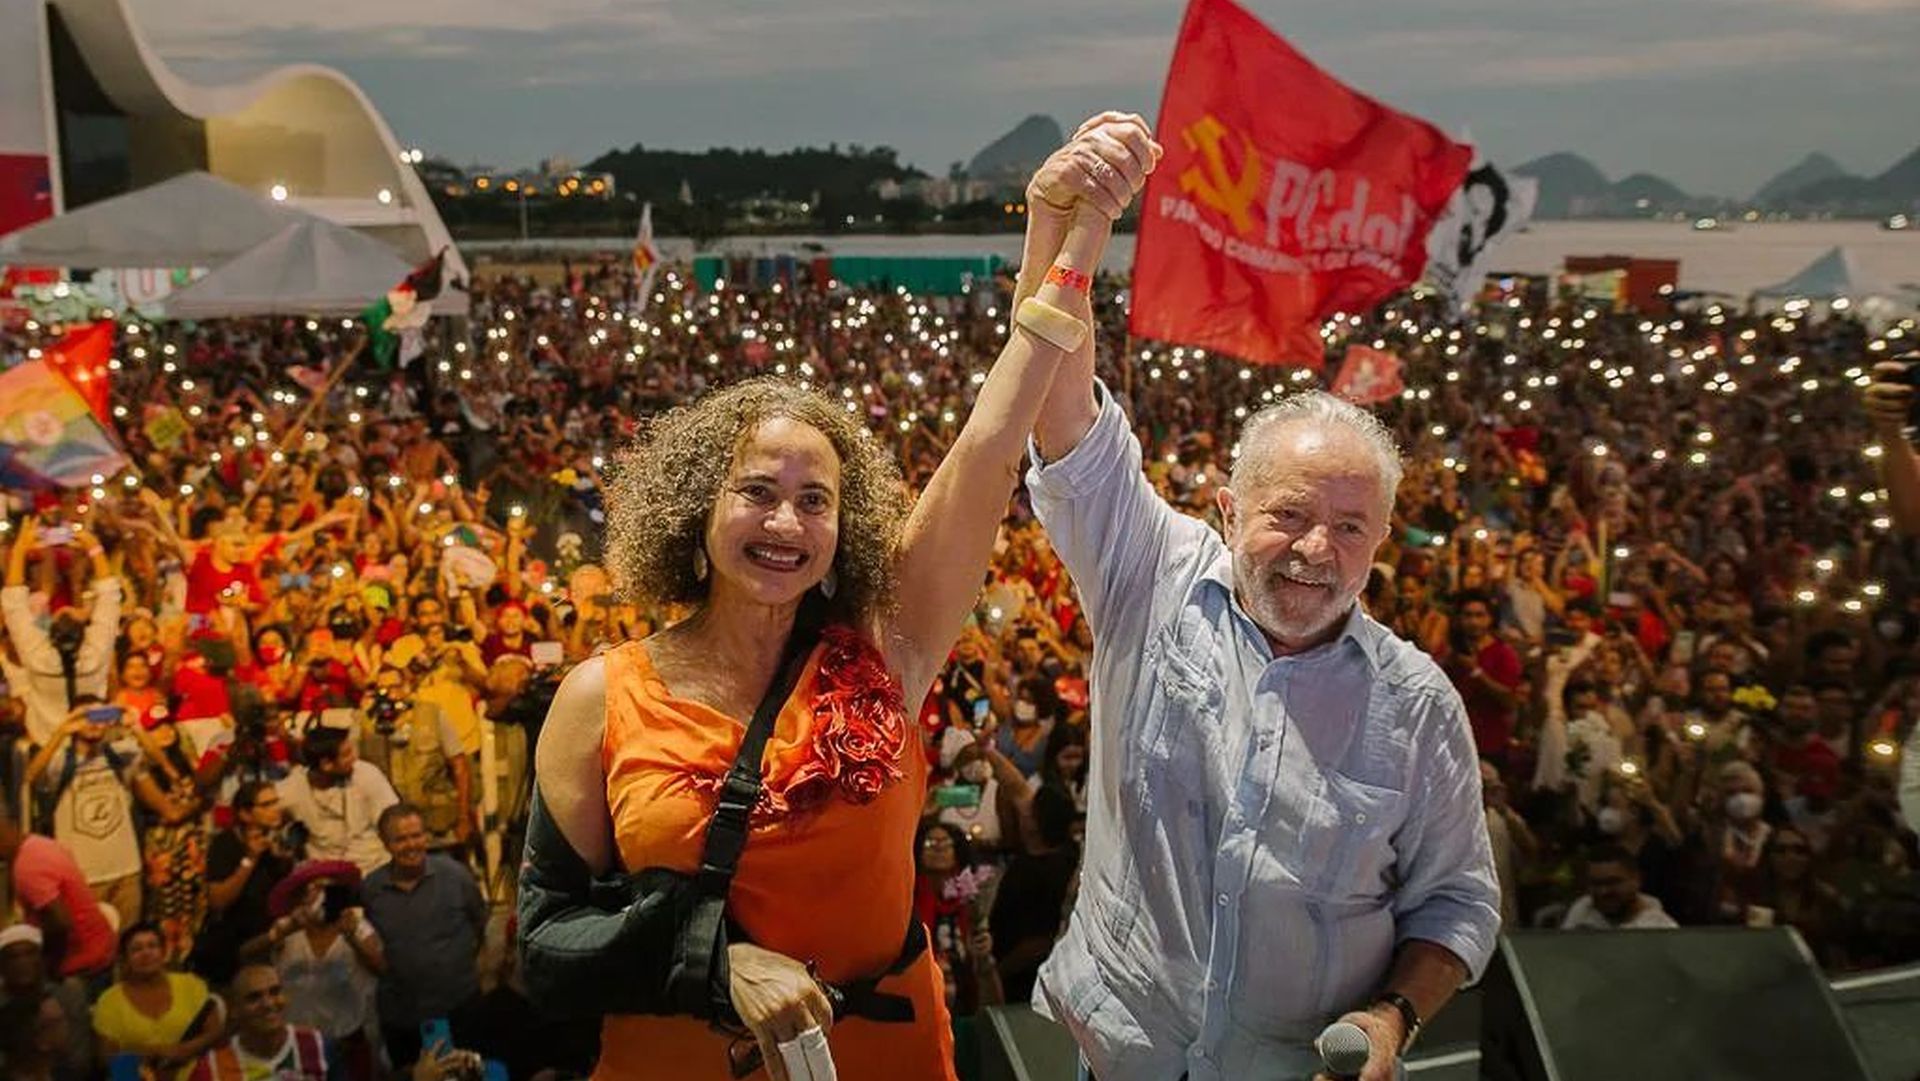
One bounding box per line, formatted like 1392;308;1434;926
1014;297;1089;353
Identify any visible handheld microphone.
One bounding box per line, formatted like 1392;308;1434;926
775;1026;836;1081
1315;1019;1372;1079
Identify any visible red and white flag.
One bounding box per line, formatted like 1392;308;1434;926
1330;344;1404;405
632;202;661;308
1130;0;1472;366
42;320;113;424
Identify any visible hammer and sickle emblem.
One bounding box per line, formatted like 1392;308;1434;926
1178;115;1262;235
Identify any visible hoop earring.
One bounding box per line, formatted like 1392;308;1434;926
693;548;709;583
818;566;838;600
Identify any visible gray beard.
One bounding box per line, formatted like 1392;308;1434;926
1235;560;1360;645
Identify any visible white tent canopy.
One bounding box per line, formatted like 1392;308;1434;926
0;171;321;270
161;218;414;319
1752;245;1890;300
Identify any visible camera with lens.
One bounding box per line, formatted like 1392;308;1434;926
231;684;269;741
47;613;86;660
224;682;283;783
494;663;565;733
367;687;408;739
321;882;357;923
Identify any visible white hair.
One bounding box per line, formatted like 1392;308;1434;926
1230;391;1404;512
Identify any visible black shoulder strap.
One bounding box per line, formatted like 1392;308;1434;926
672;597;825;1020
59;650;77;712
693;597;824;898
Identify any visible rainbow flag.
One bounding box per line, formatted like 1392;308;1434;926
0;359;127;490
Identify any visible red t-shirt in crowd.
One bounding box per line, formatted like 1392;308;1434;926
184;541;277;615
1455;638;1525;760
174;654;274;715
1770;735;1842;792
297;657;359;712
481;632;532;666
171;658;232;721
11;835;116;976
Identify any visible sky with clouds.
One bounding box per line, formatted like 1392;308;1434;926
137;0;1920;198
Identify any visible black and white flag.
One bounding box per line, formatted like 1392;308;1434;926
1424;158;1537;312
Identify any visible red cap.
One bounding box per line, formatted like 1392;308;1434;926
267;860;363;918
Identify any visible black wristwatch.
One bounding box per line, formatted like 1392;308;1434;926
1370;991;1423;1053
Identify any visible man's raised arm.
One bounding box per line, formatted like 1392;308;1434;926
1031;112;1157;464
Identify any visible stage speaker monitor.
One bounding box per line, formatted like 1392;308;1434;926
977;1004;1079;1081
1481;928;1872;1081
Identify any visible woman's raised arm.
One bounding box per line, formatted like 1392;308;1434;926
883;115;1159;702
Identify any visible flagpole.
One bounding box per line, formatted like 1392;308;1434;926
239;336;366;514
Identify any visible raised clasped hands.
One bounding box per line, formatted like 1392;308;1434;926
1027;112;1162;222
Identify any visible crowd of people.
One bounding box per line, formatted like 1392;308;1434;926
0;240;1914;1078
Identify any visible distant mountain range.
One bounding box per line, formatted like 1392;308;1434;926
955;116;1920;219
1512;147;1920;219
1771;146;1920;215
1752;153;1847;205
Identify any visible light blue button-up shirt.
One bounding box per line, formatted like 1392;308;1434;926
1026;385;1500;1081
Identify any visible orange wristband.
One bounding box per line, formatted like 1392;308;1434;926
1043;264;1092;294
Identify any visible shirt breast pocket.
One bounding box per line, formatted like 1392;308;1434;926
1134;643;1225;813
1303;771;1406;902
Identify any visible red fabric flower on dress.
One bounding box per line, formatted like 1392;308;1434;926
804;625;908;807
692;625;909;820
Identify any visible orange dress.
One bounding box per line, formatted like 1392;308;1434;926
595;634;958;1081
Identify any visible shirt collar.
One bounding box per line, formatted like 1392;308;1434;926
1194;549;1390;670
373;858;436;889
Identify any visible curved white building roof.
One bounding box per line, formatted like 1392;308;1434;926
2;0;466;286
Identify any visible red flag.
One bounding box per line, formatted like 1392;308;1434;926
1331;344;1404;405
1130;0;1472;367
43;321;114;424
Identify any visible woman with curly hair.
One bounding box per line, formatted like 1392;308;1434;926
520;113;1160;1081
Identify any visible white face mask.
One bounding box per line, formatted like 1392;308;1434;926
1013;702;1038;723
959;761;992;785
1725;792;1764;821
1597;807;1629;835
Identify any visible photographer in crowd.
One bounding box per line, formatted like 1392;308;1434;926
2;516;121;745
358;637;474;855
195;781;298;987
276;727;397;876
23;701;146;925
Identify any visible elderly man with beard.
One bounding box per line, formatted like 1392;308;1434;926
1023;248;1498;1078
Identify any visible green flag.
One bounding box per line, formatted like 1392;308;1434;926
360;249;447;370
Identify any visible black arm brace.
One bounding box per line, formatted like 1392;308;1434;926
514;786;731;1020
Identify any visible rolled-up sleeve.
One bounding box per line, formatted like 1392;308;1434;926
1391;689;1502;981
78;578;121;674
1025;381;1192;636
1;585;57;672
